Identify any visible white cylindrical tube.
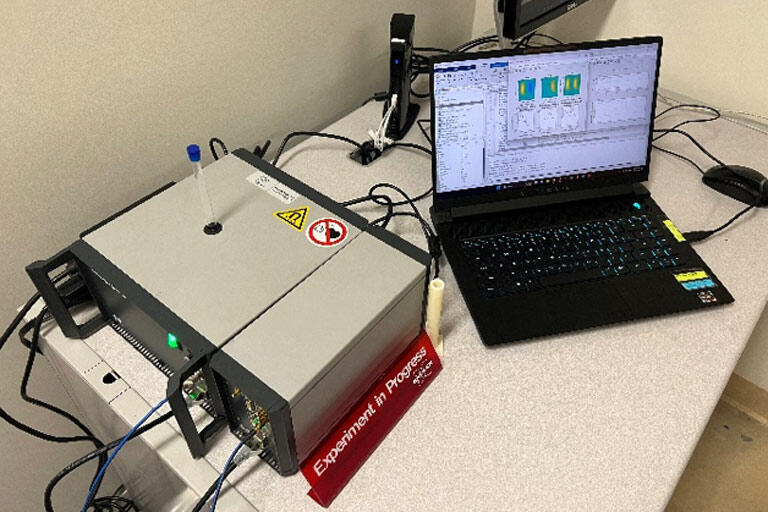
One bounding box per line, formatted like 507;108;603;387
193;161;217;226
425;278;445;350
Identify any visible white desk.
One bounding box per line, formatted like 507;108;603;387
35;98;768;511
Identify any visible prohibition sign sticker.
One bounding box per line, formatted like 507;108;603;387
307;217;348;247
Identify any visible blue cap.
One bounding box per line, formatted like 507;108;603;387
186;144;201;162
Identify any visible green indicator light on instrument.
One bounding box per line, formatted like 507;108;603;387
167;333;180;349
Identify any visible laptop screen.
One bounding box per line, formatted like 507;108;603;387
431;39;661;197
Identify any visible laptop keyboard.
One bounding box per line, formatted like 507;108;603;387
460;214;684;298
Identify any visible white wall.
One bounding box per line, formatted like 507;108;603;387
472;0;496;37
0;3;474;510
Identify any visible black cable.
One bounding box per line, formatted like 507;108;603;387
416;119;432;145
452;35;498;53
379;185;432;206
341;194;395;229
367;183;429;234
20;308;108;497
385;141;432;156
44;410;174;512
20;309;99;441
653;105;720;142
362;91;389;107
0;294;98;445
526;33;563;45
0;381;84;443
684;205;756;243
513;32;537;50
651;144;705;174
272;131;364;166
92;494;137;512
652;106;762;242
0;292;40;353
0;284;113;510
208;138;229;161
18;306;48;350
371;211;442;279
352;163;433;207
414;46;450;53
651;128;727;167
366;183;441;278
341;175;438;275
655;103;719;119
253;140;271;159
190;462;238;512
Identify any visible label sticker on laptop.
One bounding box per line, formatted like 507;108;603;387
674;270;709;283
307;217;348;247
681;279;716;291
246;170;298;204
674;270;717;291
274;206;309;231
662;219;686;242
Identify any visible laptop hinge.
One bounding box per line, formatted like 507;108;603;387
449;183;649;220
429;206;452;226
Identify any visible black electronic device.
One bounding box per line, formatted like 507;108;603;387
495;0;592;40
703;165;768;207
385;13;420;140
429;37;734;345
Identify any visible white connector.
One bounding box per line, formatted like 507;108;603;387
368;94;398;151
425;278;445;357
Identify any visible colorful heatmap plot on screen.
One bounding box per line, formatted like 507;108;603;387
564;74;581;95
518;79;536;101
542;76;558;98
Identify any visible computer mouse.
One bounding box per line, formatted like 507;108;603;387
703;165;768;207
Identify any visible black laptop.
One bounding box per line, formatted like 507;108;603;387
429;37;733;345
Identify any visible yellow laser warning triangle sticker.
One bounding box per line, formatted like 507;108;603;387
274;206;309;231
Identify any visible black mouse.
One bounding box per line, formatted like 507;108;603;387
703;165;768;207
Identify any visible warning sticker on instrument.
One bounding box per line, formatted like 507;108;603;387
274;207;309;231
307;218;348;247
246;170;298;204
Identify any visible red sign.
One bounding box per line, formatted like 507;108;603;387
300;331;442;507
307;217;348;247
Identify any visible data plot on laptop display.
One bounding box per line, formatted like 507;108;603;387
432;42;660;193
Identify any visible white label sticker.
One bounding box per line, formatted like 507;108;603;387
246;171;298;205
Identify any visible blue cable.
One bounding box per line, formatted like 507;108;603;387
209;438;248;512
80;397;168;512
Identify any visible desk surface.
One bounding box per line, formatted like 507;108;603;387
40;99;768;511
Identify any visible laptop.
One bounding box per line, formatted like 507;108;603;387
428;37;734;345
